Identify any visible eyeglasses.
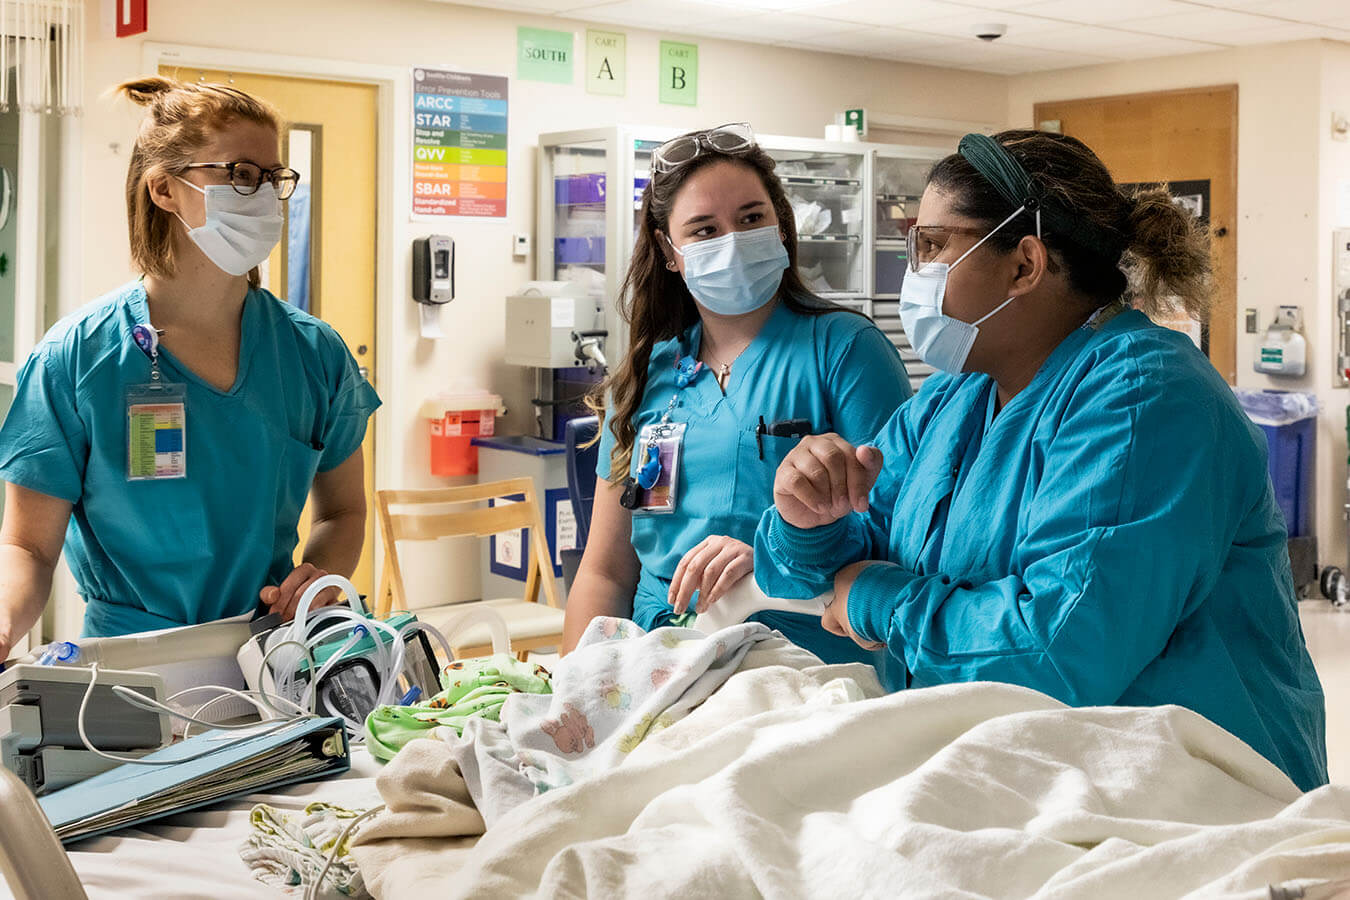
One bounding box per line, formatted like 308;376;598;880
181;161;300;200
651;123;755;174
906;224;989;273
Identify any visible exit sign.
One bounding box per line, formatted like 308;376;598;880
844;108;867;137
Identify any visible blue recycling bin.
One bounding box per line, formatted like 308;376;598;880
1236;390;1317;538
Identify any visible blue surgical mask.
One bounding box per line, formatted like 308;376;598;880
669;225;788;316
899;204;1038;374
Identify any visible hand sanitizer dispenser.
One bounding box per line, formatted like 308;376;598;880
1254;306;1307;377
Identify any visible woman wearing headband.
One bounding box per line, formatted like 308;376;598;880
757;130;1327;791
562;124;911;674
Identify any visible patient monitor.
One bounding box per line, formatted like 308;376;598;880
0;664;168;795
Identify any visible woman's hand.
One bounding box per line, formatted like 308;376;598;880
668;535;754;615
259;563;342;622
821;560;886;651
773;434;884;530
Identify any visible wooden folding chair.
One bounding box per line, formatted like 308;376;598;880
375;477;565;661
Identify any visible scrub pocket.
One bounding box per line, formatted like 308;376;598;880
269;432;325;549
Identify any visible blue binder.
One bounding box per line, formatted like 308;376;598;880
39;716;350;844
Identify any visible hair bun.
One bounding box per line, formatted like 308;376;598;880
116;76;179;108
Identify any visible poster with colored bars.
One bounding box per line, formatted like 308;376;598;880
412;68;509;218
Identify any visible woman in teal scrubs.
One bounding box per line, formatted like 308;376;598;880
562;124;911;670
0;77;379;658
757;130;1328;791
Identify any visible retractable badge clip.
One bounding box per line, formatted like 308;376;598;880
131;324;165;382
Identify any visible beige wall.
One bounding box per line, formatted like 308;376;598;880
62;0;1350;621
1009;40;1348;575
69;0;1007;613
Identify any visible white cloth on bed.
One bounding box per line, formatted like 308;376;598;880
449;617;800;825
0;750;385;900
239;802;370;897
352;647;1350;900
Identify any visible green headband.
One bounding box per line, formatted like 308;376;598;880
956;133;1125;260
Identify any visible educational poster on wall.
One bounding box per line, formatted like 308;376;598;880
587;29;626;96
659;40;698;106
411;67;508;218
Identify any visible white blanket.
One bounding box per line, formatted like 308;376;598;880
351;644;1350;899
453;618;795;825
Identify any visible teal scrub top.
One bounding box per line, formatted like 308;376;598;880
597;299;912;671
0;281;382;637
756;308;1328;792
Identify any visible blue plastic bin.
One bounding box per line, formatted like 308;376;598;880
1260;416;1315;537
1235;390;1317;538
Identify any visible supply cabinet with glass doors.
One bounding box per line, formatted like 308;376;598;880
537;126;944;390
871;146;945;392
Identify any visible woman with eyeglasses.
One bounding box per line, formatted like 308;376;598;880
757;130;1328;791
561;124;912;674
0;76;379;657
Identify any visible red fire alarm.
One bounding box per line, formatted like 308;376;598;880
116;0;147;38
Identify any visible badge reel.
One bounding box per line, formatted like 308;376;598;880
126;323;187;481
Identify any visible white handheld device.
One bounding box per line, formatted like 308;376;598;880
693;578;830;633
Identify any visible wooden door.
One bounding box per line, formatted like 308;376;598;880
161;66;380;596
1035;86;1238;383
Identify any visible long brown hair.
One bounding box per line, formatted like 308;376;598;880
927;129;1211;321
590;137;849;482
118;75;283;289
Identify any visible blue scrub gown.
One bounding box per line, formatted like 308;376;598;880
756;307;1328;792
597;299;912;674
0;281;381;636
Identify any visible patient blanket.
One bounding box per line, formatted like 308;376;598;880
450;617;800;824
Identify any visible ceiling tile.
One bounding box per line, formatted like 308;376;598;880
701;11;861;42
1013;0;1200;25
997;24;1223;55
1113;7;1287;39
564;0;747;28
1202;0;1350;17
808;0;976;28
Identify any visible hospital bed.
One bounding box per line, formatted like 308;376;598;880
4;591;1349;899
0;745;384;900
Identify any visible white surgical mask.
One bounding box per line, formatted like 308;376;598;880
174;177;283;277
669;225;789;316
899;204;1038;374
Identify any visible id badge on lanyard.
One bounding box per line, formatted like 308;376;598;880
630;421;686;514
126;323;188;481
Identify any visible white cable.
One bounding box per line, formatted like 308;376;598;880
398;621;455;670
111;684;282;734
288;575;366;649
305;804;386;900
259;638;319;716
77;664;308;766
185;689;309;740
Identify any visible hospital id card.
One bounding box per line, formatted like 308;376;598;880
126;382;187;480
633;422;685;514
